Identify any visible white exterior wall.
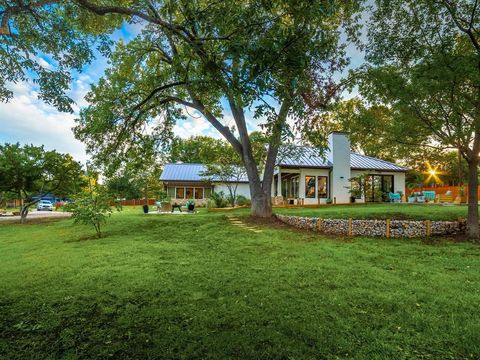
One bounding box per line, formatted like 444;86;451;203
327;132;352;204
214;183;251;199
298;168;330;205
350;170;406;203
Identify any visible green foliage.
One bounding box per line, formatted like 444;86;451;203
235;195;251;207
66;184;120;238
209;191;229;208
0;143;85;220
0;1;114;112
105;175;142;200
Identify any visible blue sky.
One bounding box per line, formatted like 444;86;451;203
0;20;364;164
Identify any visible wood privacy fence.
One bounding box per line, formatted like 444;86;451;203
111;199;157;206
407;185;479;199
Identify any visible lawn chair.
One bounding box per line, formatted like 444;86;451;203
422;191;436;203
388;192;401;203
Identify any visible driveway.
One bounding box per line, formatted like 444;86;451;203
0;210;71;222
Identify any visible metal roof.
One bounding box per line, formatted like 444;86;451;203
278;145;407;172
277;146;331;168
350;152;408;172
160;163;249;182
161;148;407;182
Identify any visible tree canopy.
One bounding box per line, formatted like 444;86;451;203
356;0;480;238
0;143;85;221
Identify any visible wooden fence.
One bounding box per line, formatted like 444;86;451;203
407;185;478;199
111;198;157;206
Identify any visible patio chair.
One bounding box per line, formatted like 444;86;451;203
422;191;436;202
388;192;401;203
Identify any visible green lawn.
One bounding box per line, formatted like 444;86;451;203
275;203;473;221
1;207;479;359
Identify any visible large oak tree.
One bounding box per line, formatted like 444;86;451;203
0;0;361;218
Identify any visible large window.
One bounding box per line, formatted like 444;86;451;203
176;187;185;199
365;175;394;202
317;176;327;198
305;176;316;198
194;188;204;199
173;186;211;199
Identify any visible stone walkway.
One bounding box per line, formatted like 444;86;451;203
227;216;262;233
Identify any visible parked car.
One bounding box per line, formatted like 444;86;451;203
37;200;54;211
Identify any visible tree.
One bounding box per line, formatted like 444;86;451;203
105;175;142;200
69;0;361;218
169;136;228;164
0;143;85;222
67;180;119;238
201;163;247;207
358;0;480;239
0;0;113;112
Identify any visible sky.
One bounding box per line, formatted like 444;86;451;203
0;17;366;165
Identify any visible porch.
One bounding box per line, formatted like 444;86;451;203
271;167;330;206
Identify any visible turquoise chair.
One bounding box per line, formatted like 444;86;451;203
422;191;436;202
388;192;401;203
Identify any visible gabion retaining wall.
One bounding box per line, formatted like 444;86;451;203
275;214;464;238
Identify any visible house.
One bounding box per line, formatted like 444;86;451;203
160;132;408;205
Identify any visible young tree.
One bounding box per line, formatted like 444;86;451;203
0;143;85;222
67;181;119;239
359;0;480;239
201;163;247;207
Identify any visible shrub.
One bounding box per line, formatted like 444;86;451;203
236;195;251;206
209;191;229;208
66;185;121;238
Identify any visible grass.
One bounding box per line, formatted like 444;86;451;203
0;206;479;359
274;203;473;221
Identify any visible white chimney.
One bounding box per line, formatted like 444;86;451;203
327;132;352;203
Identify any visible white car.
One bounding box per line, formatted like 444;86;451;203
37;200;54;211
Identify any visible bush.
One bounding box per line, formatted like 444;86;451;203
66;185;121;238
209;191;229;208
235;195;251;206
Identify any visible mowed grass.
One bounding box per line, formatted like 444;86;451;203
275;203;472;221
0;207;479;359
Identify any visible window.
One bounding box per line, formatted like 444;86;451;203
185;187;193;199
167;187;175;198
194;188;204;199
350;179;362;199
317;176;327;198
176;187;184;199
305;176;316;198
204;188;212;198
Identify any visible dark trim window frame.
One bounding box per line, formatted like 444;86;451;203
305;175;316;198
317;176;328;198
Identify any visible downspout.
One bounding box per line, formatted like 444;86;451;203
328;168;333;200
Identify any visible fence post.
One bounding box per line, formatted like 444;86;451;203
426;220;431;237
348;218;352;236
386;218;390;238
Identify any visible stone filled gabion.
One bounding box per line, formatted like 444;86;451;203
275;214;464;238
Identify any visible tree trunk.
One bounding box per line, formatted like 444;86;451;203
466;160;479;239
20;205;29;224
251;191;272;218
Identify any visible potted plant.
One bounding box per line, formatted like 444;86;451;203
186;199;195;212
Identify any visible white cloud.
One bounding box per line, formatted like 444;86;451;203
0;81;88;164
